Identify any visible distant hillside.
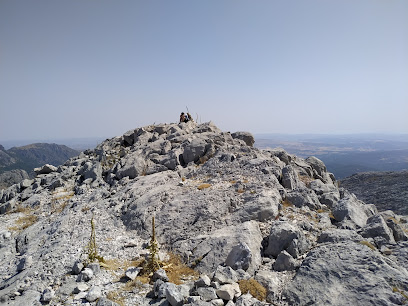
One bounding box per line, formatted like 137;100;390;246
255;134;408;179
340;171;408;215
0;143;79;179
315;150;408;179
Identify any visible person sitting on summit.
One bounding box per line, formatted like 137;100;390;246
180;112;189;123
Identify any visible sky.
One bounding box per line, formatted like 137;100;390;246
1;0;407;141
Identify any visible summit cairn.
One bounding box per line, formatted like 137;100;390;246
0;121;407;305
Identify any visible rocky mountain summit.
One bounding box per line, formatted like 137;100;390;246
0;143;79;188
340;171;408;215
1;121;408;306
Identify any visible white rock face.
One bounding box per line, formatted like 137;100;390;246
0;121;407;306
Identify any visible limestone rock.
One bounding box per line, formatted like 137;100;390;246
86;286;102;302
283;241;408;305
265;221;308;258
332;195;372;228
77;268;93;282
281;165;299;190
40;288;55;303
216;283;241;300
225;242;252;271
360;214;395;244
273;250;298;271
34;164;58;175
231;132;255;147
197;287;218;301
125;266;141;280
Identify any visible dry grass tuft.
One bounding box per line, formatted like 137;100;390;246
359;240;376;250
106;290;126;306
163;253;199;285
238;278;267;301
393;287;408;301
281;198;293;208
197;183;211;190
298;175;313;186
8;214;38;231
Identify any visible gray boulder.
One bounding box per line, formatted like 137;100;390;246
197;287;218;301
360;214;395;244
40;288;55;303
183;138;208;164
225;242;252;271
216;283;241;300
265;221;308;258
125;266;141;280
192;275;210;289
286;189;321;210
176;221;262;275
332;195;373;228
231;132;255;147
317;229;364;244
86;286;102;302
386;218;408;242
165;283;185;306
34;164;58;175
152;268;169;282
273;250;298;271
283;241;408;305
76;268;93;282
116;152;147;179
213;265;239;284
281;165;299;190
306;156;327;177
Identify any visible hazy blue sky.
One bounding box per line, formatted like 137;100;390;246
1;0;407;141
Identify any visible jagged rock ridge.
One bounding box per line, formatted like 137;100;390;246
0;121;407;306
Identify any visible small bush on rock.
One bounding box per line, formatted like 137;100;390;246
238;278;267;301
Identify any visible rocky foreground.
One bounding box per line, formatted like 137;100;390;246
0;121;408;306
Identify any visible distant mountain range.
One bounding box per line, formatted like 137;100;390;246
0;143;79;188
255;133;408;179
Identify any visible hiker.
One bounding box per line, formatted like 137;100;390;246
187;112;193;122
179;112;189;123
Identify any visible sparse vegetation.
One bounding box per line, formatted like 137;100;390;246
8;213;38;231
281;198;293;208
238;278;267;301
298;174;313;186
85;216;104;265
359;240;376;250
197;183;211;190
163;253;199;285
392;287;408;302
106;290;126;306
144;216;161;274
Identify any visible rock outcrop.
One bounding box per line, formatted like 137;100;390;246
0;121;407;306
